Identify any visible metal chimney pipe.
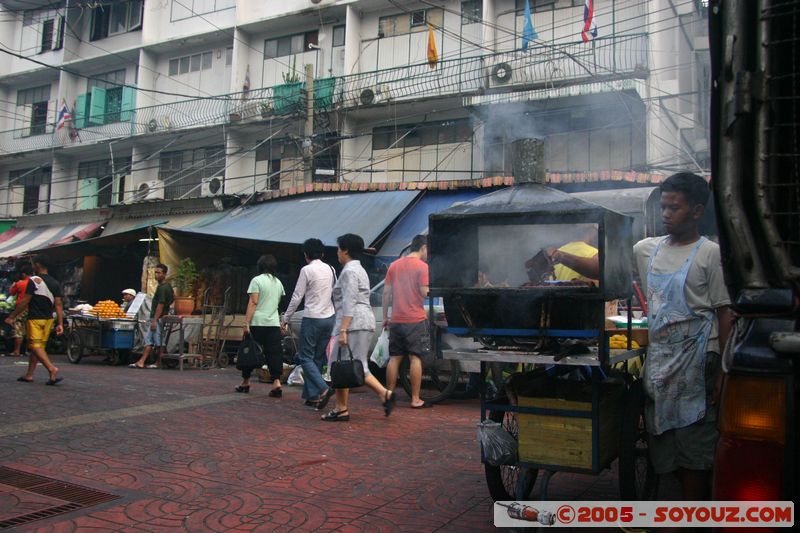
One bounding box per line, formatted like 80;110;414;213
512;138;546;184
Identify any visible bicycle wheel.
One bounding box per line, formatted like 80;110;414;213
398;356;460;404
66;330;83;364
484;408;538;501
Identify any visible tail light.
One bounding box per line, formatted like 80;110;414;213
713;375;787;501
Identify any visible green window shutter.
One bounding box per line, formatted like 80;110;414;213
120;86;136;122
88;86;107;125
74;93;88;128
78;178;98;210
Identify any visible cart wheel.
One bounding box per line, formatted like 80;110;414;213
66;331;83;364
217;352;229;369
484;408;538;501
109;350;123;366
162;359;179;369
398;357;460;404
619;379;659;500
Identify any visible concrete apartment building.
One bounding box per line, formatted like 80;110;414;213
0;0;709;222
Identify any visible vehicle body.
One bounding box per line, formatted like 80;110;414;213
709;0;798;501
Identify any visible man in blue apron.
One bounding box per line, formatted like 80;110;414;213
634;172;732;500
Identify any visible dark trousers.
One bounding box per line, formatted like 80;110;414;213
242;326;283;383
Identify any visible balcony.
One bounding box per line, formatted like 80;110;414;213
0;34;648;156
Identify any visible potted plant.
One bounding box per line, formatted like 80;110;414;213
172;258;198;315
259;101;272;118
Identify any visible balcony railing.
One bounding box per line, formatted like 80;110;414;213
0;34;648;156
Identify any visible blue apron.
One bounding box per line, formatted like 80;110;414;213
643;237;714;436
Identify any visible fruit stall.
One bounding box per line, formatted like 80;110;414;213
65;300;137;365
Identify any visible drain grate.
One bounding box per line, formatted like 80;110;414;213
0;466;119;529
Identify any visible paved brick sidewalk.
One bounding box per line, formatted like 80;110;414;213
0;356;649;532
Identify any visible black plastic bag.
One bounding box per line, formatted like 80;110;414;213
477;419;518;466
236;333;265;370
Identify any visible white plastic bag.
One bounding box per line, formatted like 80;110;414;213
287;365;304;386
370;329;391;368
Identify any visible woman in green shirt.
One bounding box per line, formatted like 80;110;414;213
237;255;285;396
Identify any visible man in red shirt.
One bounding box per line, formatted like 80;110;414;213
7;263;33;357
383;235;431;409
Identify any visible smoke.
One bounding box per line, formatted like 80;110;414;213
477;102;573;177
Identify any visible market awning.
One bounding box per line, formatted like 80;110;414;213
25;209;233;264
167;191;422;247
376;190;488;261
0;222;104;259
100;210;230;236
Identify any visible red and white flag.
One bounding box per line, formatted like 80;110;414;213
56;99;71;130
581;0;598;42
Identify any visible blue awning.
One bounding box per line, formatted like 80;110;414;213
170;191;421;247
377;190;487;261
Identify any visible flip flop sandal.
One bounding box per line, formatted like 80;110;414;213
411;402;433;409
16;377;32;383
383;390;397;417
321;409;349;422
315;388;336;411
45;378;63;386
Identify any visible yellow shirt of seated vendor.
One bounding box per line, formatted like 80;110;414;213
553;241;599;282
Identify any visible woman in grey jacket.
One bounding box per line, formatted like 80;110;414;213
321;233;396;421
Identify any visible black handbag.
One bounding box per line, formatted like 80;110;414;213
330;344;365;389
236;333;266;370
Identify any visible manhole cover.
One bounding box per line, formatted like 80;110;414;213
0;466;119;529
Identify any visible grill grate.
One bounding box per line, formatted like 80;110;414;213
0;466;119;529
762;0;800;274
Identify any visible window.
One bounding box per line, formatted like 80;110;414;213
264;31;319;59
91;1;143;41
169;51;213;76
461;1;482;24
332;25;346;47
40;19;54;53
160;146;225;200
9;167;51;215
23;11;34;26
378;9;442;37
17;85;51;137
373;119;473;150
515;0;581;12
410;10;426;27
77;158;130;207
74;70;134;127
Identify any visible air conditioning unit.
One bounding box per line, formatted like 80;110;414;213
134;180;164;201
357;85;393;106
486;60;515;89
201;176;223;197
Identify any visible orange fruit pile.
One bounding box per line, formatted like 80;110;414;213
91;300;127;319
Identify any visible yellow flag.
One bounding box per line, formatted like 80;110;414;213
427;23;438;69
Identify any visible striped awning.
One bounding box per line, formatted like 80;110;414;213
0;222;104;259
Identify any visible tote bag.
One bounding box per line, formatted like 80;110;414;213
330;344;365;389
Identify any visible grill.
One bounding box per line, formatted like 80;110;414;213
429;171;633;347
761;0;800;284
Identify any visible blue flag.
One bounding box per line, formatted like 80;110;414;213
522;0;538;50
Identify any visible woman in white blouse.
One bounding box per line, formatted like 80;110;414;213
321;233;396;422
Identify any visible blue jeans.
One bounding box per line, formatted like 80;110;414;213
299;316;335;400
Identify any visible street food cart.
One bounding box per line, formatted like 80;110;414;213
428;172;657;501
65;313;137;365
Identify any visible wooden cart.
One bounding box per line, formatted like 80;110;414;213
443;324;658;502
